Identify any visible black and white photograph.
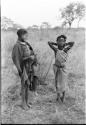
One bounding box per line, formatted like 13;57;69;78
1;0;86;124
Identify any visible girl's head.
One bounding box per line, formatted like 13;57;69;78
56;35;67;48
17;29;28;41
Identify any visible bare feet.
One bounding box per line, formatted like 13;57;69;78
34;92;38;96
26;103;32;108
56;93;60;101
21;104;29;110
60;91;65;103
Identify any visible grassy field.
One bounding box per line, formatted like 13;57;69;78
1;28;85;124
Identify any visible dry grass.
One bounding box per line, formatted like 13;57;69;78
1;28;85;124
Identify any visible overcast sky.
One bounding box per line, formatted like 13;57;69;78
1;0;86;28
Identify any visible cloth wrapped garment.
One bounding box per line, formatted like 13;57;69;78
53;49;68;93
12;40;34;83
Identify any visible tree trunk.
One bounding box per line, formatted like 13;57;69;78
77;19;80;28
69;22;72;28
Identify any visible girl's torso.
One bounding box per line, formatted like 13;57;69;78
55;49;68;67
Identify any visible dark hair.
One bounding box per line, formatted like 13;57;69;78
56;35;67;42
17;29;28;38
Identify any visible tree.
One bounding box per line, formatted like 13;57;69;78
61;3;76;28
62;20;69;28
13;23;23;30
40;22;51;29
32;25;39;29
75;3;86;27
60;2;86;28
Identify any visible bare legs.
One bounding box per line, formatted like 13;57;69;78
29;75;38;95
21;77;31;110
53;64;66;102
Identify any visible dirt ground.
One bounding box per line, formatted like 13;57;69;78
1;59;85;124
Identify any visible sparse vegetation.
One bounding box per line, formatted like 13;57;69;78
1;27;85;124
